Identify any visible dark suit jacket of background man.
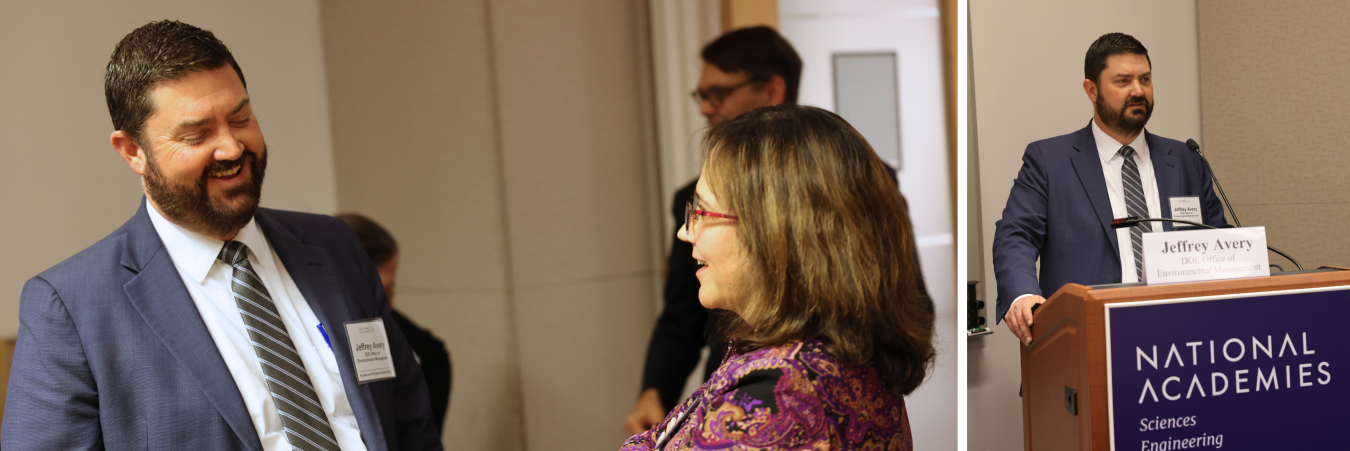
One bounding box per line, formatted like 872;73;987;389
2;201;442;450
992;122;1228;322
642;165;929;411
390;309;452;432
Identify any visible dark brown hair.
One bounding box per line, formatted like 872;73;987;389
700;105;935;395
701;26;803;105
1085;32;1150;85
105;20;246;146
335;213;399;266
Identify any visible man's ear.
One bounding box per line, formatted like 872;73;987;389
1083;79;1099;104
111;131;147;176
766;75;788;106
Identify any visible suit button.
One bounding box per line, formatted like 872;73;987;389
1114;278;1121;283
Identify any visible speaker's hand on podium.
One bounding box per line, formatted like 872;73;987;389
1006;295;1046;345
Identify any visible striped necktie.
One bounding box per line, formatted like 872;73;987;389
1120;146;1152;281
219;241;341;451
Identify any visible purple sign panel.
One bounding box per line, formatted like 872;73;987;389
1106;288;1350;450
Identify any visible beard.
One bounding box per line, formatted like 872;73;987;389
144;145;268;239
1095;91;1153;137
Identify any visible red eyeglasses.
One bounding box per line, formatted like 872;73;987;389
684;192;738;236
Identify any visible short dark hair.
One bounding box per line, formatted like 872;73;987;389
105;20;246;146
1084;32;1150;85
336;213;399;266
701;26;803;105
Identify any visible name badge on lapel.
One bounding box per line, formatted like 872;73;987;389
344;318;397;384
1170;196;1203;227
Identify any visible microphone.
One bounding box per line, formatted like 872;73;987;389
1186;139;1242;227
1111;216;1209;230
1111;216;1303;271
1185;139;1304;271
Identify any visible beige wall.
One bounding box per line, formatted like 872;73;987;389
721;0;777;30
0;0;337;338
321;0;662;449
1197;0;1350;270
319;1;524;449
489;0;662;449
966;11;985;303
968;1;1201;449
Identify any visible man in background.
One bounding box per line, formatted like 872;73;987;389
994;33;1226;344
338;214;453;434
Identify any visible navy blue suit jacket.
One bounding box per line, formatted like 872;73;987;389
992;123;1227;322
2;201;442;450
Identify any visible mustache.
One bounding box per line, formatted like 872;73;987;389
202;151;255;177
1127;97;1149;107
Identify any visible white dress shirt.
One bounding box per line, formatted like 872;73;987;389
1091;120;1162;284
1010;121;1163;309
146;200;368;451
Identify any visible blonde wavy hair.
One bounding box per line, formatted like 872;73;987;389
701;105;935;395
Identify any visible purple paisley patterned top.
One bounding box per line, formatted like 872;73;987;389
620;339;912;451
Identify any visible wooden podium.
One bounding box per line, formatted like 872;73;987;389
1020;268;1350;450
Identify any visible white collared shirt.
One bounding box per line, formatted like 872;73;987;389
146;200;368;451
1090;119;1162;284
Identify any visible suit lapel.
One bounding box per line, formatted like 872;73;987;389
119;201;263;451
1069;124;1120;258
1148;132;1181;232
256;210;389;450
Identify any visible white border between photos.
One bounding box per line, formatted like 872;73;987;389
955;0;970;449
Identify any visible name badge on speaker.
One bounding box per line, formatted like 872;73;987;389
345;318;397;384
1170;196;1202;227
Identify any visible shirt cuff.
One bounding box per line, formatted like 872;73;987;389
1010;293;1037;312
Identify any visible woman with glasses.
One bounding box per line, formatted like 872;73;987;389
621;105;935;450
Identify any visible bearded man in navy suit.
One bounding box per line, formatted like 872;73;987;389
2;21;441;450
993;33;1227;345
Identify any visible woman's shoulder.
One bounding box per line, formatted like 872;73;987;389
711;339;884;391
696;339;911;449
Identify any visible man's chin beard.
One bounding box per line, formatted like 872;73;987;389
144;147;267;239
1098;99;1152;137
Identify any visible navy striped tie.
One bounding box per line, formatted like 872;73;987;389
1120;146;1151;281
219;241;340;451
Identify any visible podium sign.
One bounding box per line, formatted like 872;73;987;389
1104;287;1350;450
1141;226;1269;285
